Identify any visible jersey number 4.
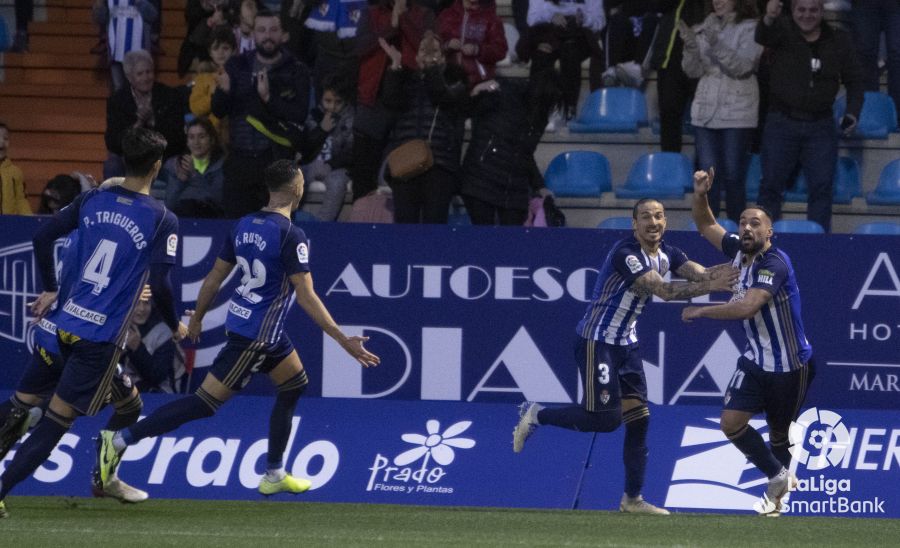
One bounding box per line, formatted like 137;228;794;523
236;256;267;304
82;239;118;295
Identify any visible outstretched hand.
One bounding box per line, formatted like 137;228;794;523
29;291;58;321
710;267;740;292
682;306;703;323
340;335;381;368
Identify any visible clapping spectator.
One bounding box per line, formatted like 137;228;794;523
461;75;561;225
437;0;508;89
350;0;434;202
93;0;159;91
298;74;356;221
382;32;469;224
211;9;312;218
38;175;82;215
161;118;226;218
0;123;32;216
104;50;187;179
680;0;762;223
517;0;605;123
190;24;238;136
122;298;186;394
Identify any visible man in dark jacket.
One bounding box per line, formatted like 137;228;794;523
104;50;185;179
212;9;311;218
755;0;863;232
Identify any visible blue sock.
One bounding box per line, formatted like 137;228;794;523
0;410;71;500
105;393;143;431
727;424;783;478
537;406;621;432
770;438;792;469
623;405;650;498
268;371;307;468
124;390;220;446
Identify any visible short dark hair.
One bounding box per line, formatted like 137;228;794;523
39;174;82;214
254;7;281;23
122;128;167;177
209;24;237;51
264;159;299;192
632;198;663;219
748;204;774;223
320;72;354;102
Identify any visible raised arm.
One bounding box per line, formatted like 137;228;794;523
631;268;737;301
290;272;380;367
186;258;235;342
683;287;771;322
691;168;728;251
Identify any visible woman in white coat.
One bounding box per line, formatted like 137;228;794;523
679;0;762;223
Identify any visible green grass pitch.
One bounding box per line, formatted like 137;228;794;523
1;497;897;547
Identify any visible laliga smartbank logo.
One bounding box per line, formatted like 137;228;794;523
664;408;890;514
367;419;476;495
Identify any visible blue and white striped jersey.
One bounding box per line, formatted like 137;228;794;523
722;233;812;372
107;0;147;63
218;212;310;344
576;237;688;345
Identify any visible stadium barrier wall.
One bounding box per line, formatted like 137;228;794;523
1;392;896;518
0;218;896;409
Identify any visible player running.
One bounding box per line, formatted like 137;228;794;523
97;159;379;497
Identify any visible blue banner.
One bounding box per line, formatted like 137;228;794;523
2;392;896;517
0;217;897;410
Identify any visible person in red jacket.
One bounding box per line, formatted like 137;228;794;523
437;0;508;89
350;0;435;201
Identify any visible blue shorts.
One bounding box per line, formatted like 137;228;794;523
210;332;295;391
16;344;66;398
56;332;124;416
724;356;815;432
576;337;647;412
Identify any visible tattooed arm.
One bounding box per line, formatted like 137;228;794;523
632;268;738;301
676;261;738;282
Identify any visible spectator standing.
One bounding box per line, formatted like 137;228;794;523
461;76;561;225
350;0;434;202
161;118;226;218
647;0;708;153
437;0;508;90
298;75;356;221
517;0;605;123
11;0;32;52
235;0;260;53
680;0;763;224
104;50;187;179
94;0;159;92
211;9;312;218
302;0;366;94
382;32;469;223
0;123;32;216
755;0;863;232
178;0;235;77
851;0;900;123
602;1;658;88
190;24;238;135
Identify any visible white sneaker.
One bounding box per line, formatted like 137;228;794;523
615;61;644;88
753;468;793;516
512;402;542;453
620;494;670;515
102;477;149;503
545;110;564;133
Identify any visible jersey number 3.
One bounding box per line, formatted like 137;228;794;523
236;256;267;304
82;239;118;295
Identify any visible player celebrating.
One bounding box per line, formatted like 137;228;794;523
97;160;379;496
683;169;814;516
513;198;738;514
0;129;187;518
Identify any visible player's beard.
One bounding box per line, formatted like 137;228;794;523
740;234;764;254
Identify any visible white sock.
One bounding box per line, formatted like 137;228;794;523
112;431;127;452
266;467;286;481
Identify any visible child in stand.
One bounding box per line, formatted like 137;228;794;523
189;25;237;139
297;74;355;221
0;123;33;215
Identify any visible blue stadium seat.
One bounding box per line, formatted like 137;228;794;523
783;174;809;203
778;157;860;204
833;91;899;139
568;88;648;133
867;159;900;205
615;153;690;199
597;216;633;229
292;210;319;224
853;222;900;235
773;219;825;234
745;154;761;201
686;219;739;233
543;151;612;197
